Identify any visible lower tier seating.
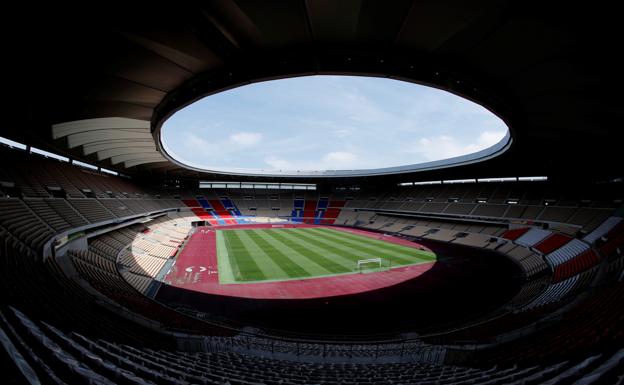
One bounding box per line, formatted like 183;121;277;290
2;306;624;385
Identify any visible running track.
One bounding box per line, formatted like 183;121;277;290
161;224;436;299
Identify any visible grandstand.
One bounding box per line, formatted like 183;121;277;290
1;2;624;384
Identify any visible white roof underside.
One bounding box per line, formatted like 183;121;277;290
52;117;168;169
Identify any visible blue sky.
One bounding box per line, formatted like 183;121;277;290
161;75;508;172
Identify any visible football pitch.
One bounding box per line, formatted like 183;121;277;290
216;227;436;283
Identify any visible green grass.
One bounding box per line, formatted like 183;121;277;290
217;228;436;284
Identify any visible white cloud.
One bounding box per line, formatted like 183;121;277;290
263;151;361;171
411;130;506;161
321;151;359;169
344;92;382;122
229;132;262;147
478;130;507;147
164;76;510;171
184;132;211;150
264;155;293;170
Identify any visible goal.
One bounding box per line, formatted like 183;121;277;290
357;257;390;273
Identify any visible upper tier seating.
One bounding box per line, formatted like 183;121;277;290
545;239;590;267
583;216;623;243
0;198;54;252
502;228;530;241
515;228;552;247
553;249;601;282
535;233;574;254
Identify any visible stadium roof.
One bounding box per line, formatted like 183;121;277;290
2;2;622;184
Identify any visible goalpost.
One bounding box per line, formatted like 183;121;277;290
357;257;391;273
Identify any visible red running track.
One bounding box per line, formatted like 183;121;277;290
162;224;436;299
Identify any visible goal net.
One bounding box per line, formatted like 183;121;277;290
357;257;390;273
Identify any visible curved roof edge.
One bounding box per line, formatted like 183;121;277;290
158;129;512;179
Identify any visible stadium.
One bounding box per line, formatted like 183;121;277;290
1;2;623;384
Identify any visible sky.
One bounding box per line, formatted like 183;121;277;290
161;75;508;172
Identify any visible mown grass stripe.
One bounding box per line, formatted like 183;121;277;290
312;227;428;255
283;228;406;266
319;227;436;257
304;228;433;265
260;229;351;274
246;230;311;279
234;230;292;280
222;230;267;281
253;230;334;276
281;229;371;267
310;228;436;261
216;230;237;284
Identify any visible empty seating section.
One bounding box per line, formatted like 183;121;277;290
502;227;530;241
444;202;476;215
351;214;552;278
65;242;223;336
515;228;551;246
523;274;578;309
0;146;143;199
522;268;597;310
81;214;194;296
3;305;624;385
67;199;115;223
420;201;449;214
474;278;624;367
553;249;601;283
568;208;613;232
181;198;200;207
45;199;89;228
471;204;509;218
97;198;138;217
452;233;492;248
290;198;304;222
584;216;622;243
220;197;241;216
302;200;316;223
423;228;457;242
181;198;218;223
208;199;237;224
507;276;551;307
7;147;616;231
193;208;216;222
535;233;573;254
504;246;548;277
313;197;329;224
1;237;180;350
545;239;590;267
24;198;73;232
0;198;54;252
599;221;624;257
195;197;221;223
321;200;345;224
537;205;576;222
3;146;624;383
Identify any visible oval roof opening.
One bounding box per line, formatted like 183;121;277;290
160;75;510;177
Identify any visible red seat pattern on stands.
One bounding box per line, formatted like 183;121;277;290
535;233;572;254
209;199;237;224
320;200;346;224
552;249;600;282
303;200;317;224
182;199;200;207
502;228;530;240
190;208;213;221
